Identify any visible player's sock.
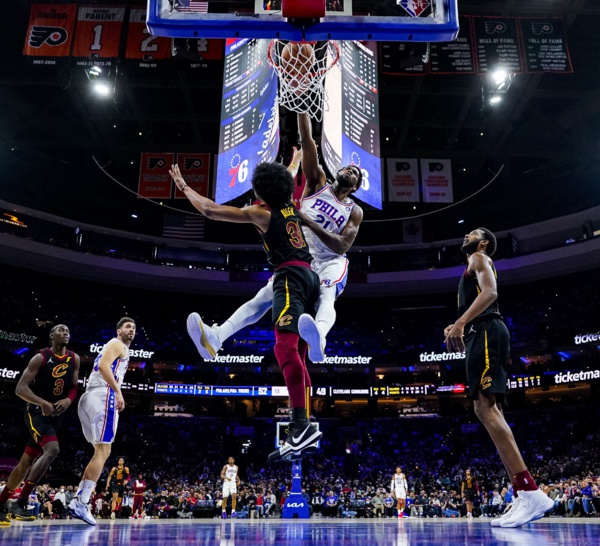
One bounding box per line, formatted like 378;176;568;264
77;480;96;504
18;480;36;500
218;284;273;343
315;287;336;338
514;470;537;492
0;487;14;505
274;330;306;409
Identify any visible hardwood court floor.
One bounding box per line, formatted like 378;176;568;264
1;517;599;545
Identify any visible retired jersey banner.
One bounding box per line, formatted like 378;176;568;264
23;4;77;57
386;158;419;202
138;153;174;199
72;6;125;60
174;153;211;199
420;159;453;203
125;8;171;61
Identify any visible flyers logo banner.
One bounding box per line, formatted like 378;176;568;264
484;21;507;34
23;4;77;57
175;153;211;199
72;6;125;60
138;152;174;198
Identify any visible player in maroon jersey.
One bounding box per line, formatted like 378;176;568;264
132;473;147;519
0;325;80;525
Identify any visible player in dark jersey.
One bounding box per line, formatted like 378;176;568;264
171;162;321;461
444;228;552;528
0;324;80;525
461;469;478;518
106;457;130;519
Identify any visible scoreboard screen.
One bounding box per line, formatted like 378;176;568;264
322;40;382;209
215;38;280;204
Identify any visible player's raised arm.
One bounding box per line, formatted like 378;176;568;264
170;165;271;231
299;204;363;255
298;113;327;194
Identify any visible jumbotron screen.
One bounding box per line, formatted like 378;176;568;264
322;40;382;209
215;38;280;204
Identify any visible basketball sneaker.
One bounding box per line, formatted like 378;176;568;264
499;490;554;528
491;497;521;527
187;312;221;361
0;503;10;527
278;421;322;460
8;500;36;521
298;314;325;363
222;511;227;519
68;497;96;526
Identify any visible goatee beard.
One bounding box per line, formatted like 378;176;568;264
461;240;481;255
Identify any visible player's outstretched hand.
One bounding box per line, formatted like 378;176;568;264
169;164;186;191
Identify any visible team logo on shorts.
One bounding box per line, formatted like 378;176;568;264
481;376;492;390
278;315;293;327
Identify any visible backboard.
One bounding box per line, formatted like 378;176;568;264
147;0;459;43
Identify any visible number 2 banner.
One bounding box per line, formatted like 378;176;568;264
125;8;171;60
72;6;125;59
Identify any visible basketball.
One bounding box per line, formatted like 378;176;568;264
280;42;315;77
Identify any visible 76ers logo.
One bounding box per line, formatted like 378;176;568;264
29;26;68;48
397;1;431;18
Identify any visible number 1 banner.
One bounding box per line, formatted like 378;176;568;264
72;6;125;60
125;8;171;61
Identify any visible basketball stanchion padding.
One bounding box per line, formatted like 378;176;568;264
268;40;340;122
282;0;326;19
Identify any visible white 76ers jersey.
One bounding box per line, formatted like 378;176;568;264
301;184;355;260
86;339;129;390
225;465;238;481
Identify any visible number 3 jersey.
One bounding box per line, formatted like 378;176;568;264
86;340;130;390
31;348;76;404
301;184;355;261
261;203;313;267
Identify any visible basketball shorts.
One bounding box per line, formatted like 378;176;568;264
395;488;407;499
272;265;320;334
465;317;510;400
464;489;475;502
223;481;237;497
311;256;349;300
24;405;64;455
111;484;125;496
78;387;120;444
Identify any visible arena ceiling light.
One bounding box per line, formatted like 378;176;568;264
86;64;115;98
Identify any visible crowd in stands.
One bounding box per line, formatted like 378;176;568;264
1;402;599;520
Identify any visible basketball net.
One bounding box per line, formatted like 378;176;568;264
267;40;340;122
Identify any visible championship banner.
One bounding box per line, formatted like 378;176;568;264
138;153;174;199
23;4;77;58
72;5;125;60
519;18;573;74
386;158;419;202
174;153;211;199
125;8;171;61
420;159;453;203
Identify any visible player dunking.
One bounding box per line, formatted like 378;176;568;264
106;457;130;519
220;457;240;518
445;228;553;528
186;112;363;364
0;325;80;526
172;161;322;460
391;466;408;518
69;317;136;525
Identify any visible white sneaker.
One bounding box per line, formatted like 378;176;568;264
110;511;116;520
500;490;554;528
298;314;325;363
187;312;221;360
491;497;521;527
68;498;96;526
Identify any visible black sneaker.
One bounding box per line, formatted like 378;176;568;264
0;503;10;527
8;500;36;521
279;422;322;459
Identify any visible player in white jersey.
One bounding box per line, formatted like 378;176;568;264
220;457;240;518
187;112;364;364
391;467;409;518
69;317;136;525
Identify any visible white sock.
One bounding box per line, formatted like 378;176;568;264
315;286;337;339
78;480;96;504
217;283;273;343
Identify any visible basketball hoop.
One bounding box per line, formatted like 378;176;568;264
267;40;340;122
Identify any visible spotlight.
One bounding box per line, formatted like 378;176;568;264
490;68;508;86
489;95;502;105
88;65;102;77
93;82;113;97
